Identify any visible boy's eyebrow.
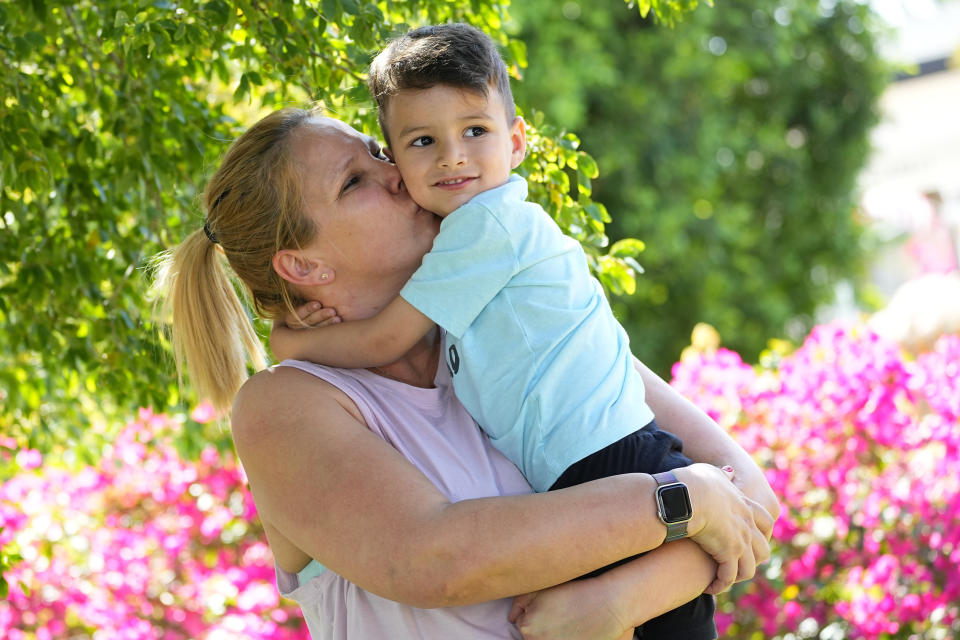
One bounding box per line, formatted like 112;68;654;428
396;123;430;139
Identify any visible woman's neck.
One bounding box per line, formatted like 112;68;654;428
368;327;440;388
304;275;440;387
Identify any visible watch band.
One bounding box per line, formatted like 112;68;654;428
654;471;690;542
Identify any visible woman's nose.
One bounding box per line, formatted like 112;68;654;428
379;161;405;194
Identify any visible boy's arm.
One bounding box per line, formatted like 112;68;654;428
510;540;715;640
270;295;435;368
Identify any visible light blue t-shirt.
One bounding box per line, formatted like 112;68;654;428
400;175;654;492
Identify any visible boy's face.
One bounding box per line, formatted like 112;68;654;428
383;83;526;216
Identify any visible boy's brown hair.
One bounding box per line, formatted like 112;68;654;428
367;23;515;145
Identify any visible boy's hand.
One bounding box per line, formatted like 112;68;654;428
269;301;341;362
281;301;341;329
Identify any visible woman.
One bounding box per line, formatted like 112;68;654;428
158;108;777;639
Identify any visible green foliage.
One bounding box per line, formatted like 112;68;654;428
511;0;889;374
628;0;710;26
519;110;644;296
0;0;658;449
0;529;22;599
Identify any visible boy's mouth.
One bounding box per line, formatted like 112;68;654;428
434;176;477;188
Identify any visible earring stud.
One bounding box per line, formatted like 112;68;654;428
321;273;328;280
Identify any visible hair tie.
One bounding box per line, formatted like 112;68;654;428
203;222;219;244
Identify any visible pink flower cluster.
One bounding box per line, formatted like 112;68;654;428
671;323;960;639
0;407;309;639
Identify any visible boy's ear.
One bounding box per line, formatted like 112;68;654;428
509;116;527;169
272;249;336;286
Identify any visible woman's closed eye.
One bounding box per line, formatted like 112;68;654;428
340;174;361;195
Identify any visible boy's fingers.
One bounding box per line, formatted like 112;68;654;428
303;307;339;325
314;313;342;328
280;301;318;328
285;303;340;329
292;301;322;324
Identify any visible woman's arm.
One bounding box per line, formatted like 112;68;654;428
636;356;781;521
232;366;765;608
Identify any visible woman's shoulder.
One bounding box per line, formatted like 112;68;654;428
231;365;362;443
235;364;323;402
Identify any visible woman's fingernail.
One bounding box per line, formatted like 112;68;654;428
722;465;734;473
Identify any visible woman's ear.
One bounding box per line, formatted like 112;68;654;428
509;116;527;169
272;249;336;285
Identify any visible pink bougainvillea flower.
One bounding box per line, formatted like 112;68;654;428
677;323;960;639
0;410;309;639
13;449;41;470
190;401;218;424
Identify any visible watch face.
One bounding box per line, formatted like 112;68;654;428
657;485;692;523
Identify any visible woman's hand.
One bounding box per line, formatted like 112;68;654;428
508;579;633;640
674;463;773;594
269;301;341;361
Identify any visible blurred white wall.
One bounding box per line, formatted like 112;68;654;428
824;0;960;345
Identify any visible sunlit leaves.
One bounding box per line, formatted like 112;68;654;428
629;0;710;26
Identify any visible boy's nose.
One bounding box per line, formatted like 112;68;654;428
437;141;466;168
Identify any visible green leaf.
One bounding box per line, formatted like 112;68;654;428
233;73;250;100
578;154;598;179
609;238;646;258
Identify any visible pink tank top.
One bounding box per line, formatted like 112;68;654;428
274;346;531;639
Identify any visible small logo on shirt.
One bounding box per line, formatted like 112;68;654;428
447;344;460;375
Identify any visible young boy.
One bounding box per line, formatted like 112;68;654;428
274;23;716;639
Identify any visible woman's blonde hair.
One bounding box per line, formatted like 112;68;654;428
156;107;320;412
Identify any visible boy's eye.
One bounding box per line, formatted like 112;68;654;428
411;136;434;147
465;126;486;137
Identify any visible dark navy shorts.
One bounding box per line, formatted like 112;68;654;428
549;420;717;640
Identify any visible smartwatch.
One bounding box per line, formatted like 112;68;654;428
654;471;693;542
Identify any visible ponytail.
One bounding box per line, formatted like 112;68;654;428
156;229;267;412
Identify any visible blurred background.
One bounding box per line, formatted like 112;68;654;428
510;0;960;373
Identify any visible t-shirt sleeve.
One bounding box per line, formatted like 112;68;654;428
400;201;518;339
